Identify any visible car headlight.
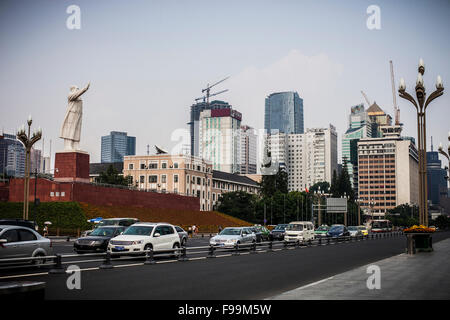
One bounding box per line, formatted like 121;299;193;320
226;239;237;243
93;240;104;245
132;240;143;245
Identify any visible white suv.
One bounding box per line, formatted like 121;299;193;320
107;222;180;254
284;221;315;242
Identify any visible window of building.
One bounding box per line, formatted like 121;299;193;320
174;163;179;168
149;175;157;183
161;162;167;169
161;175;167;183
140;163;145;170
148;163;158;169
174;175;179;183
129;163;134;170
140;176;145;183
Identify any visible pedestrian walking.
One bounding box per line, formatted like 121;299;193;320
43;225;48;237
218;225;223;233
188;226;192;238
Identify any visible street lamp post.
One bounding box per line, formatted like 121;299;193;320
398;59;444;226
369;199;376;222
438;133;450;184
16;115;42;220
356;198;363;226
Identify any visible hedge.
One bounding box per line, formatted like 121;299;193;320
0;202;91;231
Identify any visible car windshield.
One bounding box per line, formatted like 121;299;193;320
90;227;117;236
348;226;357;231
220;228;241;236
358;226;366;230
123;226;153;236
287;224;303;231
317;226;328;231
273;225;286;231
329;226;344;232
97;220;118;227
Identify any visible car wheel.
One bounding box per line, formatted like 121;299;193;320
33;253;46;267
181;238;187;247
172;243;180;258
144;243;153;256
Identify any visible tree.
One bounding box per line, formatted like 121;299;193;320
97;165;131;186
386;204;419;227
330;170;338;197
338;157;354;200
259;167;288;198
217;191;258;223
309;181;330;194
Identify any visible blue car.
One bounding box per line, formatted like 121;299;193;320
327;224;350;238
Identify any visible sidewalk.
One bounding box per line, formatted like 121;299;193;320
268;238;450;300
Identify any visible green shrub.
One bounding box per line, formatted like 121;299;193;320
0;202;91;230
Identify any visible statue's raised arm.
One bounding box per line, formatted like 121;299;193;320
68;82;90;101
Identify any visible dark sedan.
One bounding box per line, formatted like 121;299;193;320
269;224;289;241
326;225;350;238
74;226;126;253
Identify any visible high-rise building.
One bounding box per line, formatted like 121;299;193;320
357;125;419;219
0;133;26;177
199;107;242;173
342;104;376;193
240;125;257;174
265;92;304;134
188;100;232;157
426;150;448;206
366;102;392;137
101;131;136;163
266;125;338;191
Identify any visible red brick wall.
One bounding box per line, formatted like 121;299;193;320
54;152;90;180
8;178;199;211
0;182;9;201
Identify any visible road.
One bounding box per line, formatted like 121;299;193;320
2;231;449;299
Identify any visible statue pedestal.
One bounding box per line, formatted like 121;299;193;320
54;151;90;183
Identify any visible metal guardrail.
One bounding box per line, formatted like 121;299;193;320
0;231;404;272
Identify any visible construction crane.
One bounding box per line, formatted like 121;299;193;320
198;76;229;104
361;90;371;107
195;89;229;103
390;60;400;125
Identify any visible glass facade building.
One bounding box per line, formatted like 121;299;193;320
264;92;304;134
101;131;136;163
426;151;448;206
0;133;26;177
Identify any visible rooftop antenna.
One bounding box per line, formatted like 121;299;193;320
431;136;433;152
361;90;371;107
147;144;150;155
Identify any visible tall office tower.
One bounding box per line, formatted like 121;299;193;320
240;125;257;174
342;104;376;193
426;150;448;206
30;148;41;173
101;131;136;163
357;125;419;219
366;102;392;137
199;107;242;173
266;125;338;191
302;125;338;189
0;133;26;177
264;92;304;134
188;100;231;157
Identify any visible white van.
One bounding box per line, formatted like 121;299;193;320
284;221;315;242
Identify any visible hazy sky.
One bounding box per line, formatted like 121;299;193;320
1;0;449;165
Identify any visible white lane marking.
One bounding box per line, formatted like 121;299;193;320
294;276;334;290
0;272;49;280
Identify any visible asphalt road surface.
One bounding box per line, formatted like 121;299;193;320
2;231;449;299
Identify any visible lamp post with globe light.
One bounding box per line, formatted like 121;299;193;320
398;58;444;226
16;115;42;220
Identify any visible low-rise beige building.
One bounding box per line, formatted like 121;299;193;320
123;154;260;211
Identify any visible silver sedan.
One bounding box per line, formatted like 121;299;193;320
0;225;52;264
209;227;256;248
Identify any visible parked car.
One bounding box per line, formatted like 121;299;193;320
0;219;39;232
248;226;263;242
314;225;330;237
357;225;369;236
108;222;180;254
175;226;188;246
209;227;256;248
284;221;315;242
347;226;363;237
269;224;289;241
74;226;126;253
252;225;270;242
327;224;350;238
0;225;52;264
82;218;139;237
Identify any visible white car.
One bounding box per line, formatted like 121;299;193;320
284;221;315;242
107;222;180;254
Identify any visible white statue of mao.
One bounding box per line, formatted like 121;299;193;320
60;82;90;151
